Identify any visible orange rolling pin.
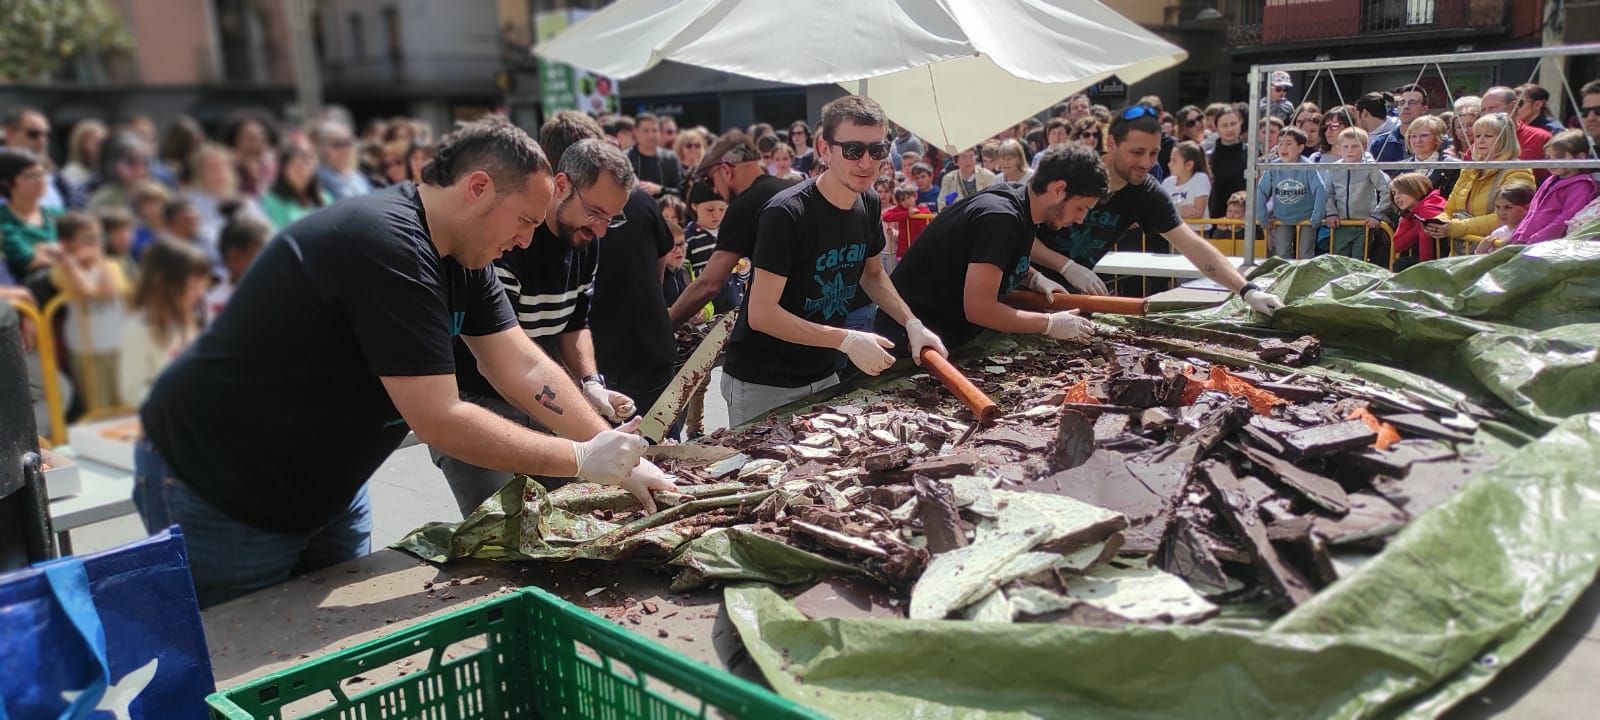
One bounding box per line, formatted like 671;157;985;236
919;349;1000;424
1002;289;1147;315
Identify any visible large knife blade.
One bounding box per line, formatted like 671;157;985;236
637;310;739;442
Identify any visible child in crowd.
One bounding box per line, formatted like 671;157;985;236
1161;141;1211;219
1256;128;1327;259
129;180;171;260
657;194;695;312
99;208;139;286
1472;184;1535;254
1322;127;1392;261
50;211;130;411
123;238;213;533
1388;173;1447;269
1502;130;1600;247
1258;116;1284;163
163;198;204;250
1207;190;1249;241
683;182;742;314
881;183;934;260
769;144;804;182
807;159;828;178
909;163;941;208
206;214;271;318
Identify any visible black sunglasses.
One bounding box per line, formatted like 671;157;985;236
1582;105;1600;118
828;139;891;161
24;128;48;139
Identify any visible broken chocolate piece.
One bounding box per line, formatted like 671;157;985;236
1311;492;1409;546
1379;412;1475;443
1052;410;1094;471
1239;445;1351;515
1279;420;1379;459
1201;461;1315;606
1156;516;1229;593
913;476;968;555
861;447;911;472
792;577;903;620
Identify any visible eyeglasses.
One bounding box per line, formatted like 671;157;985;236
1581;106;1600;118
1184;116;1201;126
682;142;703;149
1120;105;1159;121
1078;132;1098;139
574;187;627;229
827;139;890;161
23;128;49;140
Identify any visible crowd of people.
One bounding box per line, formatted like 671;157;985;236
3;75;1597;604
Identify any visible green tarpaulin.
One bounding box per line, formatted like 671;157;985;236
723;241;1600;718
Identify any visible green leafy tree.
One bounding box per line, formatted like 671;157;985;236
0;0;135;81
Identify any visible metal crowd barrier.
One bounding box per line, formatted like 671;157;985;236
7;298;65;445
1183;217;1398;269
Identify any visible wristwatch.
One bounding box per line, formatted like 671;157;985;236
581;373;606;386
1237;282;1262;299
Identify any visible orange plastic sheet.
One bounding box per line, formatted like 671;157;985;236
1347;404;1403;450
1178;365;1289;416
1062;379;1099;405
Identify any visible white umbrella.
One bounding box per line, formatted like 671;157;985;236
535;0;1187;153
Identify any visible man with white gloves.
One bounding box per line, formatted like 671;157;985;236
877;143;1110;352
1032;104;1285;316
722;96;947;426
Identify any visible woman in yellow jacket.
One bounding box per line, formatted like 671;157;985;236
1427;113;1534;256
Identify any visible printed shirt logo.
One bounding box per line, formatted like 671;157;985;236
1274;178;1308;203
803;272;859;320
1052;206;1123;269
449;311;466;338
1000;255;1031;295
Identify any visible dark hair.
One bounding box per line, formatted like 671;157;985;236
819;95;887;140
693;131;760;178
1517;83;1552;118
1;107;44;132
269;143;326;208
158;116;206;166
1046;118;1071;135
56;211;97;243
1051;102;1070;118
1172;140;1209;176
602;115;635;137
656;193;687;225
222;110;278;149
892;183;917;202
219;214;272;258
1583;79;1600;97
1354;92;1388;120
163;197;196;225
756;134;781;154
0;148;41;200
420;116;551;192
539;110;604;169
132;239;212;347
1024;128;1046;155
635;112;659;127
1496;182;1536;206
1030;143;1109;199
1108;105;1161;143
99;207;136;234
1393;83;1430;106
1323;106;1354;129
909;162;933;177
1545;128;1591;158
1280;127;1308;146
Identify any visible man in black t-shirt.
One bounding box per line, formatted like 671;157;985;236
433;117;664;515
1031;105;1285;316
665;132;795;328
722;96;946;426
625;113;683;198
138;119;673;607
876;144;1110;352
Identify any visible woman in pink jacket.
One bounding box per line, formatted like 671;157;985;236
1507;130;1599;246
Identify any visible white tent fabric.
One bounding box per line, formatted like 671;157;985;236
534;0;1187;153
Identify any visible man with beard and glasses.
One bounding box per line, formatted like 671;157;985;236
721;95;946;425
434;121;677;516
138;118;672;607
1032;104;1285;315
876;143;1109;352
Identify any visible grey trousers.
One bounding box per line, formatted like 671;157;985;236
428;393;565;517
720;372;839;427
1269;224;1314;259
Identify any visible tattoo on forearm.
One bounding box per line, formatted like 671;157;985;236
538;385;565;415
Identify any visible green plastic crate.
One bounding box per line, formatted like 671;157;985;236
206;586;823;719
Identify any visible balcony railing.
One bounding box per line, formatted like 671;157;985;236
1227;0;1507;47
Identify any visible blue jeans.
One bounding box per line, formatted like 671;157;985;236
132;437;172;535
156;470;373;608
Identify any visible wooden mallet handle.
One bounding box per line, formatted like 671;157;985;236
1003;290;1148;315
919;349;1000;424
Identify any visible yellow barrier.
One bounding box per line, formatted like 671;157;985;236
8;298;66;445
1182;218;1398;270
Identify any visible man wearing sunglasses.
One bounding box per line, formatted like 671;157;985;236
2;108;66;210
1581;79;1600;155
722;95;946;425
433;115;674;516
666;132;797;328
1032;104;1284;316
877;143;1108;354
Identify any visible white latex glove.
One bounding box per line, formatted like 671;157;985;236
1243;288;1285;316
837;330;895;375
622;458;678;514
572;417;648;488
1023;271;1068;304
1059;259;1108;296
582;379;636;421
905;319;947;366
1044;310;1091;341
